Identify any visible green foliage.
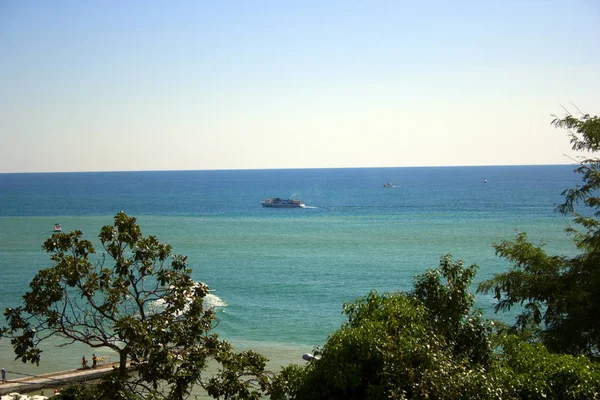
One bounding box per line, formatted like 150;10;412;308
204;341;273;399
478;111;600;358
271;252;600;399
1;212;222;399
268;364;310;400
54;384;105;400
54;380;147;400
413;254;492;366
492;336;600;399
277;256;496;400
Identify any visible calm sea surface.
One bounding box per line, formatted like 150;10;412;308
0;165;582;379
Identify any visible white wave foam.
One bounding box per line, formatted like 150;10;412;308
204;293;227;308
149;282;226;313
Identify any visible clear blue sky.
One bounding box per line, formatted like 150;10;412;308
1;0;598;172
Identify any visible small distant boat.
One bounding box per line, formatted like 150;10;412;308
261;198;305;208
484;179;488;183
383;182;393;188
53;223;62;232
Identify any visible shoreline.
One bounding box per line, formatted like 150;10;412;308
0;341;309;397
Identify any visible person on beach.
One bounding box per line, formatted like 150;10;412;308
1;367;6;382
92;353;97;368
81;355;88;369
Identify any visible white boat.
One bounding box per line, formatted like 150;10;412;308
261;198;305;208
53;223;62;232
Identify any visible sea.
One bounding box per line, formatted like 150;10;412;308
0;165;583;384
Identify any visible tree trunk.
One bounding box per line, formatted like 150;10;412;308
119;349;128;376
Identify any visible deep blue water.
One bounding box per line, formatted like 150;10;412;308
0;165;577;217
0;165;583;375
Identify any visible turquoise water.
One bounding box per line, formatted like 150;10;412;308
0;165;581;378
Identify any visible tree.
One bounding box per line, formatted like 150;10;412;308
268;254;600;399
2;212;221;399
478;111;600;358
271;255;494;400
412;254;492;366
492;335;600;400
203;343;274;400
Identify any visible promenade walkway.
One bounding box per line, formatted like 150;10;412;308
0;362;127;396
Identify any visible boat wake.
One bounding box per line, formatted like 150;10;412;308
302;205;318;209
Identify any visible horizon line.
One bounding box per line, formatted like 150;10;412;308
0;162;578;175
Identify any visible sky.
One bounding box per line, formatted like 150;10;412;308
1;0;599;173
